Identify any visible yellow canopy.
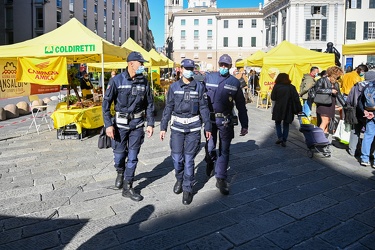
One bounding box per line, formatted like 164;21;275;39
259;41;335;91
0;18;129;63
342;41;375;55
159;53;178;68
149;49;169;66
235;50;266;67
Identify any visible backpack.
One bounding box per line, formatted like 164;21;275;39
363;82;375;109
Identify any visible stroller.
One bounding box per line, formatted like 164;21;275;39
298;113;331;158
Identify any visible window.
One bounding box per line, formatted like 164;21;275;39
130;3;135;11
364;22;375;39
194;30;199;39
194;19;199;25
223;37;228;47
95;22;98;34
56;0;62;8
130;17;138;25
251;37;256;47
94;4;97;14
69;0;74;12
305;19;327;41
57;11;62;27
346;21;356;39
194;45;199;50
224;20;228;28
238;37;243;47
347;0;362;8
238;20;243;28
130;30;135;40
35;7;43;29
207;30;212;39
311;6;327;16
181;19;185;26
181;45;185;50
208;19;212;25
181;30;186;39
207;45;212;50
370;0;375;8
104;9;107;22
83;0;87;15
251;19;256;28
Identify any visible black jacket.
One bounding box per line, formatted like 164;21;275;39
271;83;302;123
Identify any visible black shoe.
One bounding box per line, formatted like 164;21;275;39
281;141;286;147
216;178;229;195
206;162;214;177
122;181;143;202
275;138;283;144
173;181;182;194
115;171;124;189
182;191;193;205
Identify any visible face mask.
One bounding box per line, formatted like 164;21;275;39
219;67;229;76
183;70;194;79
315;73;319;77
136;65;145;74
359;72;365;77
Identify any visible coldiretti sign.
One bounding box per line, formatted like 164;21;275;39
44;44;96;54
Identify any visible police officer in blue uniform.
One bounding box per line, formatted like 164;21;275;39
102;51;154;202
204;54;249;195
160;59;212;205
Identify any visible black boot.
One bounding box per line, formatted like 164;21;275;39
114;171;124;189
216;178;229;195
182;191;193;205
206;162;214;177
173;180;182;194
122;181;143;201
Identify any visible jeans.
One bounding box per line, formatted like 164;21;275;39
275;120;289;142
361;119;375;162
302;99;312;117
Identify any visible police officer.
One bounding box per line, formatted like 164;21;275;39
102;51;154;202
204;54;249;195
160;59;212;205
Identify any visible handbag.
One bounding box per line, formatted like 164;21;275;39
98;127;112;149
314;93;332;105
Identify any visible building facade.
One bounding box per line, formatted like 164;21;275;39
0;0;154;50
167;0;263;71
345;0;375;67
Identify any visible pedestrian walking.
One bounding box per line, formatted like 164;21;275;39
203;54;249;195
358;72;375;167
314;66;345;135
299;66;319;117
271;73;302;147
102;51;155;202
160;59;212;205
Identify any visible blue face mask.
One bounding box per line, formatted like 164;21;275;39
359;72;365;77
136;65;145;75
219;67;229;76
183;70;194;79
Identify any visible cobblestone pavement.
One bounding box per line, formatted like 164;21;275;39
0;102;374;250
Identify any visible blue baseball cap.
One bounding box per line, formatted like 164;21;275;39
181;59;195;68
127;51;148;63
218;54;232;65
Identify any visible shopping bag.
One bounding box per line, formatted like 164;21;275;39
333;120;350;144
98;127;112;149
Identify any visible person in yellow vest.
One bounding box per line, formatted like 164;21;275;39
341;64;368;100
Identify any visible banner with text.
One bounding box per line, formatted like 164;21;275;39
16;56;68;85
0;59;60;99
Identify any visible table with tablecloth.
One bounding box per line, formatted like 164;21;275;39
50;105;103;134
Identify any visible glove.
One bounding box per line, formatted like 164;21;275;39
240;128;248;136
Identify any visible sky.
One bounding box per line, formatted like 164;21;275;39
148;0;261;48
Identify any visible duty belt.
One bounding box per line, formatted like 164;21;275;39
117;121;145;129
171;115;200;124
132;110;145;119
171;126;201;132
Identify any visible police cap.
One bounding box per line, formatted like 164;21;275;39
218;54;232;65
127;51;148;63
181;59;195;69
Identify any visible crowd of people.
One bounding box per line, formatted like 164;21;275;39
100;49;375;206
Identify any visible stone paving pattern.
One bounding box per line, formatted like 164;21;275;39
0;102;374;249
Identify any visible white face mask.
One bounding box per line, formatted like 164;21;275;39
183;69;194;79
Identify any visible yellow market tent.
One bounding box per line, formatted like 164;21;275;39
259;41;335;91
342;41;375;55
235;50;266;68
0;18;129;64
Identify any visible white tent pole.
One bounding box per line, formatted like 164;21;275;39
101;54;105;95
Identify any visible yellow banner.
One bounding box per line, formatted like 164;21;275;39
0;59;31;98
16;56;68;85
